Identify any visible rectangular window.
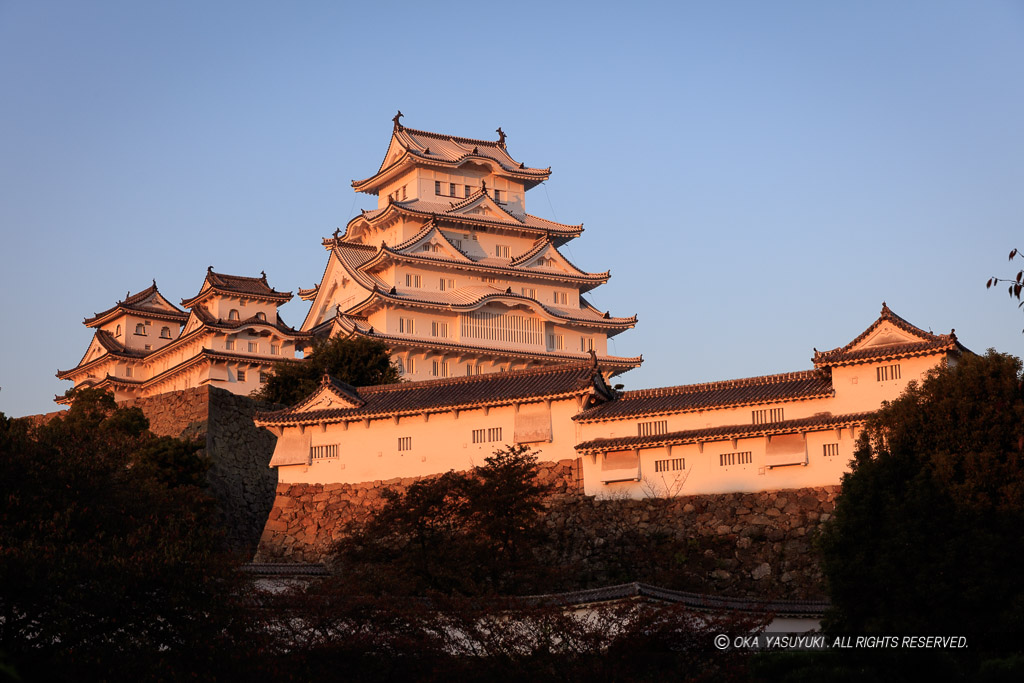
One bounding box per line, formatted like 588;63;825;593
495;245;510;258
432;360;449;377
580;337;595;352
876;363;902;382
144;344;151;351
435;180;441;195
548;334;564;350
554;291;567;304
488;427;502;442
752;408;784;425
125;366;133;378
398;437;412;452
521;287;536;299
406;357;416;374
823;443;840;457
271;344;280;355
237;369;246;382
719;451;753;466
405;274;422;288
654;458;685;473
431;321;449;338
248;341;258;353
439;278;455;291
226;339;235;351
638;420;668;437
399;318;415;334
465;185;472;198
494;189;501;203
310;444;338;460
449;182;456;196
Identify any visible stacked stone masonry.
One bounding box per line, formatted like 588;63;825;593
124;386;280;557
255;459;837;601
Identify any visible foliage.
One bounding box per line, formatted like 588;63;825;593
0;389;254;681
986;248;1024;331
252;335;401;406
258;580;767;683
818;351;1024;642
335;444;552;596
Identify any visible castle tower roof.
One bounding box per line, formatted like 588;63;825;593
181;268;293;308
352;116;551;195
83;281;187;327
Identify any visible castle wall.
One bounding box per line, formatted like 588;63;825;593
124;387;279;557
255;460;835;601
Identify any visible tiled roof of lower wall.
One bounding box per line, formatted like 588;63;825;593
255;361;614;425
575;370;834;422
576;412;873;453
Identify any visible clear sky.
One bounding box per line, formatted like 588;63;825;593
2;0;1023;417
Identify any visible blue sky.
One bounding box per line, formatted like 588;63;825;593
2;0;1023;417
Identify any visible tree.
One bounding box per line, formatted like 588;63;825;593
818;351;1024;641
252;335;401;405
0;389;255;681
334;445;551;596
986;248;1024;331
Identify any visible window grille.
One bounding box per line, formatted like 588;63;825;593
752;408;784;424
461;311;543;345
311;444;338;460
719;451;753;466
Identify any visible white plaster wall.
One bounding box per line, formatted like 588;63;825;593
276;396;583;485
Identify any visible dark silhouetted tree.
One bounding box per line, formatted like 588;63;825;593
252;336;401;405
335;445;551;596
0;389;256;681
819;351;1024;639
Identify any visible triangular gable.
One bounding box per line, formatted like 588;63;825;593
813;304;959;367
291;377;365;414
833;304;941;355
445;191;522;223
133;289;186;316
380;134;410;174
851;321;928;351
181;309;208;336
391;223;473;263
510;240;606;280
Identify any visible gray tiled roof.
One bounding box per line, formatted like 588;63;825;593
575;370;834;422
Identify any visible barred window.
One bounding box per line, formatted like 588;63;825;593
876;363;901;382
310;444;338;460
719;451;753;466
471;427;502;443
823;443;840;457
752;408;784;425
398;437;412;452
654;458;685;473
638;420;668;437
